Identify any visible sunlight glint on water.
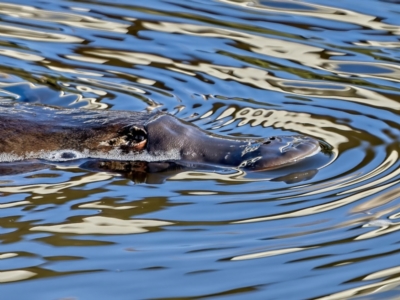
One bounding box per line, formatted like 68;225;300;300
0;0;400;299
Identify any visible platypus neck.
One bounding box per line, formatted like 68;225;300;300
0;102;152;156
0;118;110;155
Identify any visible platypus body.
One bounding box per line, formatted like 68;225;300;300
0;102;320;172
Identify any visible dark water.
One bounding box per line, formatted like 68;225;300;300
0;0;400;299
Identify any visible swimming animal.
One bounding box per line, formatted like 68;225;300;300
0;102;320;171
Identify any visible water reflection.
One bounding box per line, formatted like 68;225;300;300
0;270;36;283
0;0;400;299
0;2;129;33
222;0;400;34
0;24;83;43
31;216;172;234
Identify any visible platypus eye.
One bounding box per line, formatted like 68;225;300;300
126;126;146;143
121;125;148;151
105;125;148;152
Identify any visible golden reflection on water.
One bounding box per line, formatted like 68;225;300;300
353;185;400;240
357;220;400;241
0;270;36;283
169;169;265;182
0;25;83;43
47;66;102;77
142;20;400;84
80;77;150;93
201;105;348;148
296;149;399;197
365;265;400;281
78;201;135;210
81;53;400;114
351;178;400;218
0;0;399;299
0;200;30;208
315;275;400;300
30;216;172;234
142;21;323;64
0;2;129;33
233;147;399;224
230;246;316;261
221;0;400;35
0;172;113;195
234;158;399;224
85;50;174;65
325;61;400;83
0;49;43;61
65;55;108;64
0;253;17;259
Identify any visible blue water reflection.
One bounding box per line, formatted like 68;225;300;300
0;0;400;299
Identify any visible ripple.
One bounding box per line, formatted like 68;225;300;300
0;24;83;43
30;216;172;234
0;270;36;283
0;0;400;299
0;2;129;33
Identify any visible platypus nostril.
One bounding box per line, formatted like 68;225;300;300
241;135;321;171
241;142;262;157
279;142;293;153
279;137;314;153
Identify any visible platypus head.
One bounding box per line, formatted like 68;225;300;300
142;114;321;171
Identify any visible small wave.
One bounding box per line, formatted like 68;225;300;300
0;148;182;163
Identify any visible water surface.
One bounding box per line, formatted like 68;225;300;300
0;0;400;299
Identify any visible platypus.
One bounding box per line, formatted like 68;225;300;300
0;102;320;171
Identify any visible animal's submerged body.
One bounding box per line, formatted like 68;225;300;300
0;102;321;171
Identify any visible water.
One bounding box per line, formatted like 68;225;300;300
0;0;400;299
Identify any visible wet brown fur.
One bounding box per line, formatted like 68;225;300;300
0;102;155;156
